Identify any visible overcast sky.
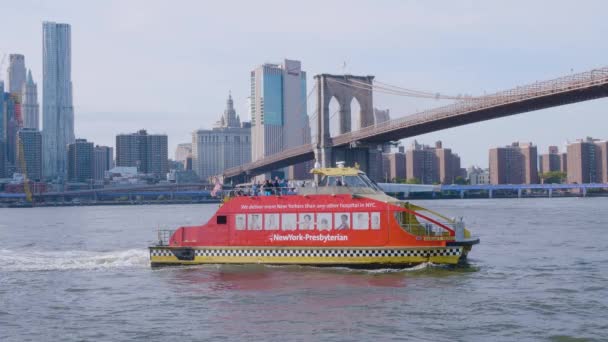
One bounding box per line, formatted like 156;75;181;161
2;0;608;166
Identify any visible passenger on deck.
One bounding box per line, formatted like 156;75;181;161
263;180;273;196
336;179;343;186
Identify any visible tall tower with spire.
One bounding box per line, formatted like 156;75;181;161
193;92;251;181
219;92;241;128
21;70;39;130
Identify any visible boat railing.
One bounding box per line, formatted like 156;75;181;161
156;229;174;246
222;186;302;198
222;184;382;198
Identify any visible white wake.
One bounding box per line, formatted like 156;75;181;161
0;248;149;272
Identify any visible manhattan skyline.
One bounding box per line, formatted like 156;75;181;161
2;0;608;167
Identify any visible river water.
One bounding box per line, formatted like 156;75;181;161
1;198;607;341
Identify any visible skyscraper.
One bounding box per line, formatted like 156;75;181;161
67;139;94;182
4;93;20;166
489;142;538;184
7;54;26;95
93;145;114;180
116;130;168;178
193;93;251;182
16;128;43;181
250;59;311;179
21;70;39;130
43;21;75;180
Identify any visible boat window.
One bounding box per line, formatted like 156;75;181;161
342;176;367;187
216;215;227;224
317;174;382;191
360;174;382;191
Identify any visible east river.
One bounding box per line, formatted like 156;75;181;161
1;198;607;341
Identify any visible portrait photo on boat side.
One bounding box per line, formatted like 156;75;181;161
248;214;262;230
335;213;350;230
264;213;279;230
299;213;314;230
371;212;381;230
317;213;332;231
235;214;246;230
281;213;297;230
353;212;369;230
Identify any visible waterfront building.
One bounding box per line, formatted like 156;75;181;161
597;141;608;183
21;70;39;130
250;59;311;179
175;143;192;169
467;166;490;185
406;140;463;184
560;153;568;174
16;128;43;181
168;159;184;171
382;150;406;182
566;137;608;184
373;108;390;124
167;169;200;183
374;108;392;153
93;145;114;181
104;166;149;186
0;139;5;178
67;139;94;182
116;129;168;178
7;54;26;95
0;82;5;147
43;21;75;180
538;145;567;174
489;142;539;184
4;179;48;194
192;93;251;182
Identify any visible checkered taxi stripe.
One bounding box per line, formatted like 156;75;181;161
150;247;461;258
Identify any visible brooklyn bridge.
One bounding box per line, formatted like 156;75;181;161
223;67;608;182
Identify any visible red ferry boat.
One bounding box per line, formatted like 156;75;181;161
149;167;479;267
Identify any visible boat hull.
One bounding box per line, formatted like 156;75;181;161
149;246;463;267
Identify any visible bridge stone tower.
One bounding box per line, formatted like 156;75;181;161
314;74;383;180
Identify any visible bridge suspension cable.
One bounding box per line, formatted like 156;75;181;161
328;77;476;101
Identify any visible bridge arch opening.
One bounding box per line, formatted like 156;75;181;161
350;96;362;131
328;96;341;137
